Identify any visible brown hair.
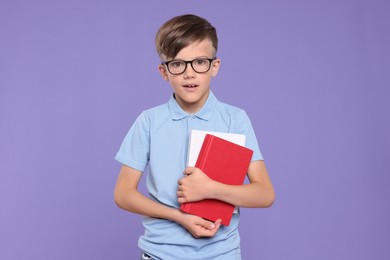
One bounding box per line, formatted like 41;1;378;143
155;14;218;60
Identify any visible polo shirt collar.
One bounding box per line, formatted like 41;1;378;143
168;91;218;121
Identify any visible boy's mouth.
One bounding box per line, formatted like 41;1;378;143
183;84;198;88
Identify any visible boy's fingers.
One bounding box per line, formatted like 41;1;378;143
198;218;220;230
214;219;222;229
183;166;195;175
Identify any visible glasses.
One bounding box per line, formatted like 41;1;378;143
162;57;217;75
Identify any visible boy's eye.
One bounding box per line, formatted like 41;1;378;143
194;59;207;65
170;61;184;68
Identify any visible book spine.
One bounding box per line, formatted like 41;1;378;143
195;134;213;169
180;202;190;212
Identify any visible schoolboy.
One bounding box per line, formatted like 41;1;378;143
114;14;275;260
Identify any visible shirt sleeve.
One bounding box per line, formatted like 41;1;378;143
115;112;150;171
234;110;264;161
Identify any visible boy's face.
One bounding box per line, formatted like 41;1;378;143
158;39;220;114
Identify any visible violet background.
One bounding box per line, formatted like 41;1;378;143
1;0;389;259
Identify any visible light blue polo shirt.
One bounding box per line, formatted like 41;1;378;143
115;91;263;260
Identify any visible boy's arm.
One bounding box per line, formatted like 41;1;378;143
177;160;275;208
114;165;221;238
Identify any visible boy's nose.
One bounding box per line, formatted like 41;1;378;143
183;64;196;78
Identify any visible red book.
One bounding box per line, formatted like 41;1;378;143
180;134;253;226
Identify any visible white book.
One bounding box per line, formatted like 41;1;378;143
187;130;246;167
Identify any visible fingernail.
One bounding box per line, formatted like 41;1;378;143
210;223;215;229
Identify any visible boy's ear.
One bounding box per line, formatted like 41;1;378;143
211;58;221;77
158;65;169;81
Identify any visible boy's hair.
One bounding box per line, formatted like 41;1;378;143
155;14;218;60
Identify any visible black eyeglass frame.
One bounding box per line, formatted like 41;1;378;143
162;57;217;75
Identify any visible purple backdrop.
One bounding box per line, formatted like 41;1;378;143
1;1;389;259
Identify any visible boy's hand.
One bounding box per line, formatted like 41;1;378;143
177;167;215;203
177;212;222;238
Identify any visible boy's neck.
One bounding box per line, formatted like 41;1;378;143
174;90;210;115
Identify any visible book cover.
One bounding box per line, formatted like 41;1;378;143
180;134;253;226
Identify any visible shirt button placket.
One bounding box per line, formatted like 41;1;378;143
187;116;196;132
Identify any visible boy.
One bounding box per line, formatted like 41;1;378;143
114;14;275;260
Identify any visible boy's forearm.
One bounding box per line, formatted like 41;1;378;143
115;188;182;222
115;166;184;222
209;160;275;208
115;188;222;238
210;181;275;208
